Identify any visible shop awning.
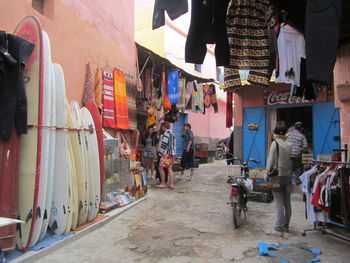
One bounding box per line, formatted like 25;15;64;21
136;42;215;83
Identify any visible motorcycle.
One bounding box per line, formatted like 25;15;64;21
215;139;226;160
226;157;260;228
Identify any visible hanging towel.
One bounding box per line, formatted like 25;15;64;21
185;81;193;110
177;78;186;111
226;91;233;128
209;84;219;113
197;83;204;113
94;68;103;111
167;70;180;104
203;84;211;108
163;72;171;111
192;80;200;112
102;72;116;128
113;69;130;130
82;63;95;106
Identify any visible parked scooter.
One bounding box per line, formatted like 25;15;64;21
215;139;226;160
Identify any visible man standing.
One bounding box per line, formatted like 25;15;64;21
155;122;176;189
287;122;308;183
180;123;195;180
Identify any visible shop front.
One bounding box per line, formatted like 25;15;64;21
234;84;340;168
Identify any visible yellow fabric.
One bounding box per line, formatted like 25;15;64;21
146;106;156;128
94;68;103;110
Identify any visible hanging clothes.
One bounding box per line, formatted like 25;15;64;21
305;0;343;84
94;68;103;111
203;84;211;108
226;91;233;128
225;0;278;89
197;83;204;113
146;106;157;129
154;76;163;111
192;81;200;112
209;84;218;113
113;69;130;130
167;70;180;104
0;31;34;140
185;81;193;110
82;62;95;106
275;24;305;87
185;0;230;66
162;72;171;111
126;81;138;130
152;0;188;30
102;72;116;128
177;77;186;111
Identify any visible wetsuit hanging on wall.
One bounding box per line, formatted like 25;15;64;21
0;31;34;140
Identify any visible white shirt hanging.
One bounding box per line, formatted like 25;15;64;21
276;24;306;86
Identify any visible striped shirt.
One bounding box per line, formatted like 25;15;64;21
159;130;176;156
287;130;308;157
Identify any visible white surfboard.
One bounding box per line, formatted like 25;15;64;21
29;31;53;247
64;136;73;234
49;64;69;236
81;107;101;221
70;101;89;224
38;55;57;242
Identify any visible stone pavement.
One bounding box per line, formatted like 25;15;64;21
13;161;350;262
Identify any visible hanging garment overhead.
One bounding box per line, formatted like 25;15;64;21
152;0;188;30
225;0;278;89
185;0;230;66
0;31;34;140
305;0;343;84
275;24;305;87
209;84;218;113
167;70;180;105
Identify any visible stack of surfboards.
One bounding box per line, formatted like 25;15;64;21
13;16;103;251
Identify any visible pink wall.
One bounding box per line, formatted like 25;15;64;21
189;99;230;139
0;0;135;104
334;43;350;149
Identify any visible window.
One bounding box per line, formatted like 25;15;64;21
32;0;44;14
32;0;55;19
194;64;202;73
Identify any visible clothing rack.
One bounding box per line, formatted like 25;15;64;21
301;160;350;242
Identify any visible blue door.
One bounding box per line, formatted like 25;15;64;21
173;113;188;157
312;102;340;158
243;107;266;168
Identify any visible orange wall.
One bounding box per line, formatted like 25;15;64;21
334;43;350;149
189;99;230;139
0;0;136;104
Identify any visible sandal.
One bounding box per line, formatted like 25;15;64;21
154;184;166;189
168;185;175;189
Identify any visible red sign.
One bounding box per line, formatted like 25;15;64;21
267;91;310;105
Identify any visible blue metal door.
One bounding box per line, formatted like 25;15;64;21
173;113;188;157
312;102;340;158
243;107;266;168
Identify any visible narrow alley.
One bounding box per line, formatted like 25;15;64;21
29;162;350;263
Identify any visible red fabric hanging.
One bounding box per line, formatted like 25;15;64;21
226;91;233;128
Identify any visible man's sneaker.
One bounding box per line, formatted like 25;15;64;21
265;229;283;237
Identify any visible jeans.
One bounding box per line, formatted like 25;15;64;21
291;157;303;184
272;184;292;231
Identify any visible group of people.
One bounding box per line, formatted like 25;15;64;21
140;122;195;189
265;121;308;236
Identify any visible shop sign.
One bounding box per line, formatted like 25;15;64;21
267;91;310;105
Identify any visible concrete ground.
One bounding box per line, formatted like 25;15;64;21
22;161;350;262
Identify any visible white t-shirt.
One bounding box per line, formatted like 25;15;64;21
276;24;305;86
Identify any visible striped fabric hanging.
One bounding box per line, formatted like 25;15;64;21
102;72;116;128
113;69;130;130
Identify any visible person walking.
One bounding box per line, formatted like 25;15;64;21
180;123;195;179
141;125;159;179
265;126;293;237
226;131;234;165
155;122;176;189
155;122;168;183
287;121;308;184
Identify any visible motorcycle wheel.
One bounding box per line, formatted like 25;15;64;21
215;150;225;160
232;198;242;229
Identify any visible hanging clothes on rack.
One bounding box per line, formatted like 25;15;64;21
192;80;200;112
209;84;218;113
185;0;230;66
197;83;204;113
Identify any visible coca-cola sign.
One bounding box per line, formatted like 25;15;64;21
267;91;310;105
